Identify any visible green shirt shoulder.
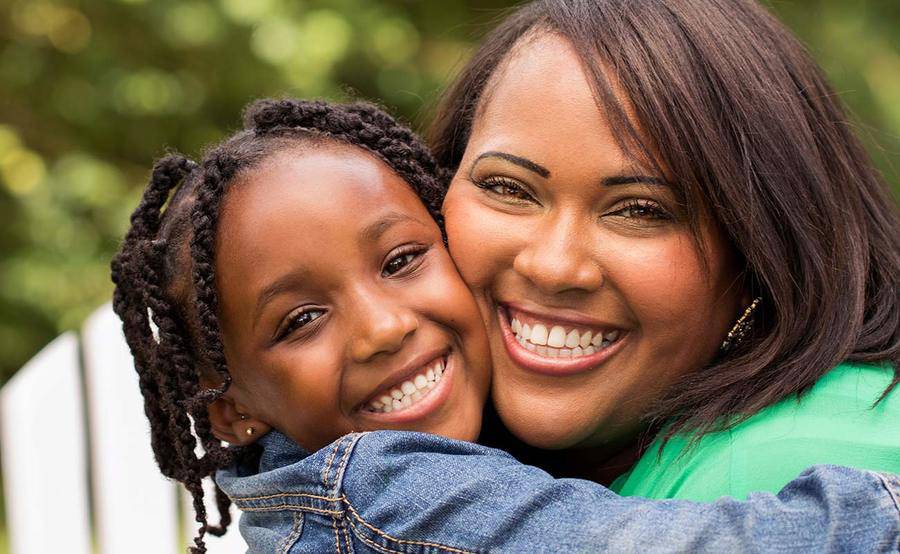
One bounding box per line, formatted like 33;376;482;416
611;362;900;501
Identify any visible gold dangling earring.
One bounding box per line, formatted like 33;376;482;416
245;426;255;436
720;297;762;353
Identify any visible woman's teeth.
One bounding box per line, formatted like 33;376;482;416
366;358;446;414
510;317;619;358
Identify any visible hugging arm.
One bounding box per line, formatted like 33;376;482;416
339;432;900;553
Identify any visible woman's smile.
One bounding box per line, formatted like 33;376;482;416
498;303;627;375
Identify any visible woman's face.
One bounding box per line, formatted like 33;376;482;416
443;34;743;451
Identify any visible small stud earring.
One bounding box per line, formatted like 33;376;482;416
720;297;762;353
239;413;248;421
245;426;255;437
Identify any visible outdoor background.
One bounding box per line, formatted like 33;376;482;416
1;0;899;388
0;0;897;548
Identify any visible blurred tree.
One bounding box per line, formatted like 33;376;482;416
0;0;897;383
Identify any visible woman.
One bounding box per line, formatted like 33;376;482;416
432;0;899;499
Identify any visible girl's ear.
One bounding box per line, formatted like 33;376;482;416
207;395;272;446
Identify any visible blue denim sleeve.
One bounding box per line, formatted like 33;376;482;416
340;431;900;553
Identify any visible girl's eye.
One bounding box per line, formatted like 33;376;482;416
382;246;426;277
277;308;324;341
474;177;535;202
610;199;672;221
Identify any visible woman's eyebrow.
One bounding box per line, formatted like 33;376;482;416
473;151;551;178
602;175;667;187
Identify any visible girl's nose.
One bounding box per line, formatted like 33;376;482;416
348;289;419;363
512;213;603;295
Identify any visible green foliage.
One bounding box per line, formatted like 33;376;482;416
0;0;897;383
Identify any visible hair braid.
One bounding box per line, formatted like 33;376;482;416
113;98;449;552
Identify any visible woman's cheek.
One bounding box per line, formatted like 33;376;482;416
445;199;514;292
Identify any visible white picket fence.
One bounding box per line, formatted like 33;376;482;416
0;303;247;553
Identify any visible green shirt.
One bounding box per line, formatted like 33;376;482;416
611;362;900;501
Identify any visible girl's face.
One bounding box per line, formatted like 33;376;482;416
442;34;742;451
214;146;490;451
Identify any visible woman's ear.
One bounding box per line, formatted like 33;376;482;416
207;395;272;446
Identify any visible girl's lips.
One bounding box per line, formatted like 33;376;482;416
357;352;455;424
496;306;626;376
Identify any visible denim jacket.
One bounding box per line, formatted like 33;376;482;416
217;430;900;553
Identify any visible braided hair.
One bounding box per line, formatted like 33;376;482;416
110;99;447;552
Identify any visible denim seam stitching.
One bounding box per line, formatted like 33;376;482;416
322;438;341;489
348;527;404;554
332;433;356;496
343;497;474;553
237;504;341;515
277;512;304;554
874;472;900;516
231;491;341;503
342;512;354;554
332;513;343;554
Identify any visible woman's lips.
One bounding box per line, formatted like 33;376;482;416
497;305;626;376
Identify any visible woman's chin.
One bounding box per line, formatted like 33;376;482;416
493;399;594;450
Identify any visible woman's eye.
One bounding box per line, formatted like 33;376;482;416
278;309;324;340
475;177;534;201
382;247;425;277
612;200;671;221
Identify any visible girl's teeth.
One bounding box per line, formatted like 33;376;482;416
367;358;447;413
509;316;620;359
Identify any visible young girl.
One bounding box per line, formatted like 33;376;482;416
110;98;491;552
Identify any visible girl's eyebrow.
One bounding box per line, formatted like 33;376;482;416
254;270;308;330
472;151;551;178
359;211;425;242
253;211;427;328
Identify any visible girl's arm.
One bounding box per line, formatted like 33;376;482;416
222;431;900;553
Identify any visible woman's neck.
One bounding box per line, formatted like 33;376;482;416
477;403;653;486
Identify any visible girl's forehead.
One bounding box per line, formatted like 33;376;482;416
226;147;428;227
215;147;434;286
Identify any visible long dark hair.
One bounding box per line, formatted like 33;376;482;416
430;0;899;440
111;99;446;552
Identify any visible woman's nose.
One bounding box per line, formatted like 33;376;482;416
348;289;419;363
512;213;602;295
